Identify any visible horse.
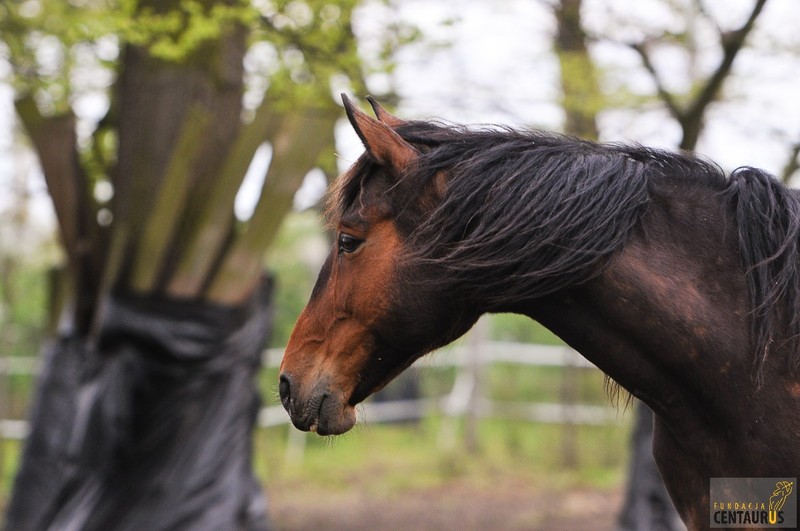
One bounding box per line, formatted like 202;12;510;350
278;95;800;529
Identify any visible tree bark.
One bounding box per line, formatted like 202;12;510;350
112;17;247;299
14;97;102;335
780;141;800;184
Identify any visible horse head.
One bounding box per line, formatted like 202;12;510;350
278;96;478;435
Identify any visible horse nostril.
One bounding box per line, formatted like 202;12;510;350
279;373;292;408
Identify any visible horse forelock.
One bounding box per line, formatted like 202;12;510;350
324;156;374;229
324;119;457;230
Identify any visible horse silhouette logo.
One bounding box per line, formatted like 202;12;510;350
769;480;794;524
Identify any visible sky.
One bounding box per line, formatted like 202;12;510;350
2;0;800;250
354;0;800;169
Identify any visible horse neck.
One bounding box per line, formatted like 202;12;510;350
506;180;754;420
494;176;800;515
519;183;800;488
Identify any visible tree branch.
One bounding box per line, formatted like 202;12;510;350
555;0;600;140
128;106;213;295
627;41;684;121
15;96;82;266
626;0;769;150
15;95;102;333
205;105;338;304
685;0;768;121
165;97;281;299
780;141;800;185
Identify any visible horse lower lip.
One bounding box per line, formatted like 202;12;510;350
315;393;327;423
286;392;325;432
304;392;329;433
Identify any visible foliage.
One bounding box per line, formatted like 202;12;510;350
0;264;47;358
0;0;361;220
265;210;330;346
0;0;382;212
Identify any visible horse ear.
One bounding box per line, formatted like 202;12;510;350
366;96;406;128
342;94;417;171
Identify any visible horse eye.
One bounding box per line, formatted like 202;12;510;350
338;233;363;254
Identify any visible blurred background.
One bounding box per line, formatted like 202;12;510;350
1;0;799;529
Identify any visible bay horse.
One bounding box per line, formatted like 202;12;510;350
279;95;800;529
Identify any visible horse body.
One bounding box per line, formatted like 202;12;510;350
529;183;798;527
279;96;800;530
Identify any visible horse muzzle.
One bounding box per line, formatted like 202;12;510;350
278;372;357;435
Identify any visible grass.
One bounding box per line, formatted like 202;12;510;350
256;411;632;500
0;412;633;517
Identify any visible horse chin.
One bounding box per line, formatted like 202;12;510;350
348;353;421;407
348;379;377;407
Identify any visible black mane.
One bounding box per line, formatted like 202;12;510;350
331;120;800;379
396;122;724;301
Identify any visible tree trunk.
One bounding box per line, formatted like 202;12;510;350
554;0;599;141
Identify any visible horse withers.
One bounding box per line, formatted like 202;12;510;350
279;95;800;530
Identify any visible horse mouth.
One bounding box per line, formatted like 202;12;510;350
313;395;357;436
280;376;358;436
306;392;328;433
291;395;356;436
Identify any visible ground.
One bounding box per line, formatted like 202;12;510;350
268;478;622;530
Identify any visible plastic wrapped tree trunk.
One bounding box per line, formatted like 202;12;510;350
6;282;274;530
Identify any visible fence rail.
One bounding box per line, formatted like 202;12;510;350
0;340;620;441
260;341;617;427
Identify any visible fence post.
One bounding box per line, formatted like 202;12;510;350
560;348;579;468
437;317;488;453
0;357;6;485
464;317;487;454
285;426;307;466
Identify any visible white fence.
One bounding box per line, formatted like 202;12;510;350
259;340;618;428
0;339;621;441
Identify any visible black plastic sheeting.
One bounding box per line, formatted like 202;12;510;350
6;280;274;531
